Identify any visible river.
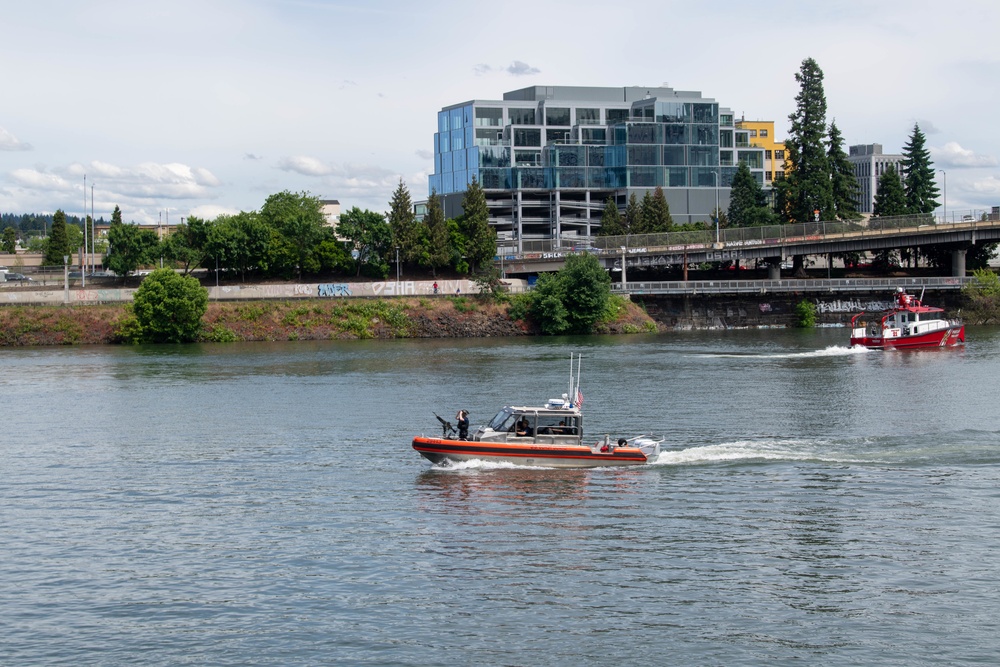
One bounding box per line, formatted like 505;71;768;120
2;329;999;665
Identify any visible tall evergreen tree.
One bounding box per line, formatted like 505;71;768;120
387;178;419;264
827;120;861;221
598;196;624;236
459;177;496;274
873;166;907;217
728;162;775;227
44;209;70;266
901;123;940;215
422;190;450;277
2;226;16;254
640;186;673;233
623;192;641;233
783;58;835;223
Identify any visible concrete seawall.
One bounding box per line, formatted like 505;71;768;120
636;290;964;329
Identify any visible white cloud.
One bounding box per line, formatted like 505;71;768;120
10;168;73;190
278;155;335;177
933;141;998;168
968;175;1000;196
415;149;433;160
0;127;31;151
506;60;540;76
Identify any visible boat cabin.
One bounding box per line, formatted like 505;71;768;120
475;398;582;445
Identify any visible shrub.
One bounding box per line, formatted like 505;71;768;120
794;299;817;328
131;268;209;343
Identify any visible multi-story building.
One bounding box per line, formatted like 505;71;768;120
847;144;905;214
429;85;767;248
734;119;786;186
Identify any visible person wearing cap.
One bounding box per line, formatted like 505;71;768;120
455;410;470;440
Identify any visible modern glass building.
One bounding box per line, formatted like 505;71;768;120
430;85;767;248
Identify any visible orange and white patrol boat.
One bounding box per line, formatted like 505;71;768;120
412;355;661;469
850;288;964;350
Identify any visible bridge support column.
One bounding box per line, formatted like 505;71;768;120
768;263;781;280
952;248;966;277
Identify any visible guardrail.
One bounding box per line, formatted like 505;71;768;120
613;276;972;295
497;213;960;258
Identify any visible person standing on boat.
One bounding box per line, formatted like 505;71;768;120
455;410;469;440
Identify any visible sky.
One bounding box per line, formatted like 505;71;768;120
2;0;999;225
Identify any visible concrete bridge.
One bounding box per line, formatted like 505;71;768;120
499;214;1000;278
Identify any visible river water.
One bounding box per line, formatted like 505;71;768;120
3;329;1000;666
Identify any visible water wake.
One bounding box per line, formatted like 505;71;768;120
701;345;869;360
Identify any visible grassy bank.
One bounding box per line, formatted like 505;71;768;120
0;296;657;347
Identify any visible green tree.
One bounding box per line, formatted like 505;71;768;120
2;226;17;254
525;253;611;335
559;253;612;334
129;267;208;343
421;190;450;276
459;177;496;274
623;192;641;233
639;187;673;233
209;212;271;280
828;120;861;221
901;123;940;214
106;220;158;277
161;216;209;275
598;196;624;236
337;207;392;278
44;209;71;266
873;165;907;217
783;58;835;222
728;162;776;227
259;190;326;280
388;179;420;264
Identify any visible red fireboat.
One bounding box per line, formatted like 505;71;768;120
850;288;964;350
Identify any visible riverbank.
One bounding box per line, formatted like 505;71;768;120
0;297;657;346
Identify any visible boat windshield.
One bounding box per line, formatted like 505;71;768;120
488;408;515;431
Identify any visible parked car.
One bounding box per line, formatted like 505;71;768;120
4;272;33;282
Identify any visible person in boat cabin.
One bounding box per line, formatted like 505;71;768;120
455;410;469;440
515;417;533;437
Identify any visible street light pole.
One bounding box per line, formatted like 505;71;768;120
63;255;69;304
939;170;947;223
620;246;627;291
395;246;400;295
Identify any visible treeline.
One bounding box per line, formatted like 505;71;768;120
0;212;106;236
53;180;496;280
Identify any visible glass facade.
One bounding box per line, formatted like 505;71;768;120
430;93;766;201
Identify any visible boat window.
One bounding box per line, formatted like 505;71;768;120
488;408;514;431
536;415;579;435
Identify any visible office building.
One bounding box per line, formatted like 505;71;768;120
430;86;767;247
847;144;905;214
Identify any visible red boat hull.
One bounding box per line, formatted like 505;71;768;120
412;436;650;468
850;325;965;350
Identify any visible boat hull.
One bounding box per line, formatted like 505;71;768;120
850;325;965;350
412;436;651;468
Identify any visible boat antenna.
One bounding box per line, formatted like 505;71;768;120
919;286;926;304
575;354;582;407
568;353;574;401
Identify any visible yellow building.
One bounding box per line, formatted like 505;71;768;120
735;119;786;186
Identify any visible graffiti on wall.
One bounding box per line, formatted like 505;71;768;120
815;299;892;314
318;284;352;297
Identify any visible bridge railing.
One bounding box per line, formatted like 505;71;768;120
611;274;971;296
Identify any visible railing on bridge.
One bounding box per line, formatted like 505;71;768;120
613;275;971;296
497;213;939;257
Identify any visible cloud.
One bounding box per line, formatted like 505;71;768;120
968;175;1000;196
415;148;433;160
474;63;493;75
0;127;32;151
932;141;998;168
278;155;336;177
914;119;940;134
506;60;540;76
244;153;263;161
